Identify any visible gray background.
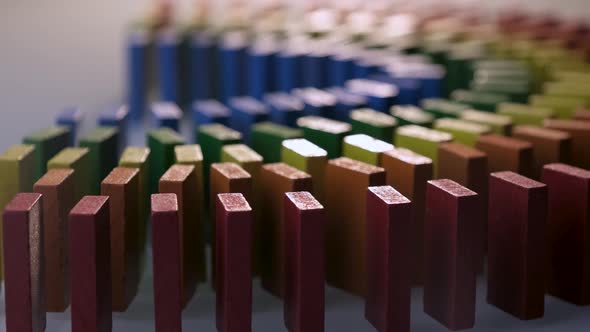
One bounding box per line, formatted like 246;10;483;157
0;1;589;331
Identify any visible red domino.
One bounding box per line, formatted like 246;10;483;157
488;171;546;319
69;195;112;332
542;163;590;305
216;193;253;332
424;179;479;331
151;193;183;332
2;193;45;332
365;186;412;332
284;192;325;332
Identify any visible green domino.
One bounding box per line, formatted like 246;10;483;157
342;134;394;165
79;127;119;194
543;82;590;104
497;102;554;126
470;80;530;103
221;144;263;177
433;118;491;147
47;147;91;201
22;125;70;181
0;144;36;280
551;71;590;83
174;144;204;200
147;128;185;193
251;122;302;163
281;138;328;200
450;90;510;112
349;108;397;142
390;105;434;127
460;110;513;135
297;116;351;159
394;125;452;173
421;98;470;118
529;94;586;119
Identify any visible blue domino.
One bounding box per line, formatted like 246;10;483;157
264;92;304;127
127;28;149;120
328;46;357;87
325;87;368;121
303;46;330;88
389;63;444;99
192;99;231;127
157;28;182;105
56;106;85;146
293;88;337;117
275;46;305;92
152;102;182;131
228;96;270;143
370;74;422;106
247;37;278;100
190;31;216;101
219;31;248;102
98;105;129;153
345;79;398;113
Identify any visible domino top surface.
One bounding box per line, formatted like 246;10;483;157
217;193;252;212
285;191;323;210
428;179;478;197
70;195;109;216
368;186;411;205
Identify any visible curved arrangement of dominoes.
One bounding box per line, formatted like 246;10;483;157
1;2;590;332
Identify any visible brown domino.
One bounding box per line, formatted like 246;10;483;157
151;194;183;332
379;148;433;284
159;165;200;304
2;193;45;332
488;171;547;319
365;186;412;332
325;157;386;296
424;179;479;331
544;119;590;170
512;125;572;179
542;163;590;305
438;142;487;270
284;192;325;332
100;167;141;311
573;108;590;121
216;193;253;332
210;162;253;286
69;195;112;332
259;163;313;297
475;134;534;178
33;169;75;312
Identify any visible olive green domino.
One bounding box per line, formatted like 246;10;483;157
349;108;398;142
147;128;185;193
251;122;302;163
450;90;510;112
342;134;394;166
529;94;585;119
22;125;70;181
460;110;513;135
421;98;470;118
47;147;91;201
497;102;555;126
394;125;453;173
433;118;491;147
281;138;328;200
390;105;434;127
221;144;263;177
79;127;119;194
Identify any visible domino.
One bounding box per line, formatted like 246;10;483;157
151;102;183;131
325;87;368;122
497;102;554;126
192;100;231;127
390;105;435;127
544;119;590;170
421;98;469;119
264;92;305;127
47;147;92;201
23;126;70;181
512;125;572;178
297;116;351;159
251;122;303;163
281;139;328;202
293;88;337;117
529;94;585;119
433;118;491;147
56;107;85;146
342;134;394;165
349;108;398;142
98;105;129;152
459;110;512;135
450;90;509;112
147;128;185;193
228;96;270;143
475;134;534;178
79;127;120;194
394;125;452;173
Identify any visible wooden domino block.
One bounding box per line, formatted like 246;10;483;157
118;147;151;272
147;128;185;193
80;127;120;194
33;169;75;312
151;194;183;332
497;102;554;126
193;100;231;127
228;96;270;143
349;108;398;142
56;107;85;146
297;116;351;158
152;102;182;131
488;171;546;319
433;118;491;147
380;148;433;284
512;125;572;179
293;87;337;117
210;163;253;284
70;196;112;332
98;105;129;153
573;108;590;121
390;105;434;127
251;122;302;163
221;144;263;179
475;134;534;178
424;179;479;330
259;163;313;297
284;192;325;332
2;193;45;332
281;139;328;202
0;144;36;279
101;167;141;311
216;193;253;332
174;145;204;223
159;165;201;301
394;125;452;174
460;109;512;135
544;119;590;170
23;126;70;181
542;163;590;305
342;134;394;166
48;147;92;202
325;157;386;296
365;186;412;332
422;98;470;118
264;92;305;127
451;90;509;112
529;94;585;119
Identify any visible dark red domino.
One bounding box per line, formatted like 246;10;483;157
216;193;253;332
488;171;546;319
542;163;590;305
2;193;45;332
284;191;325;332
151;193;183;332
424;179;479;331
365;186;412;332
69;195;112;332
